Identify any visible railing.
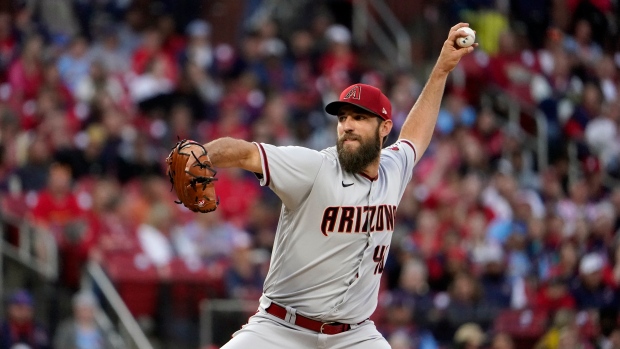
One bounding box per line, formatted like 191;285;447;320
534;110;549;173
0;212;150;349
352;0;412;71
0;217;58;314
246;0;413;72
245;0;311;33
481;88;549;172
82;261;154;349
0;219;58;279
567;141;581;187
93;305;127;349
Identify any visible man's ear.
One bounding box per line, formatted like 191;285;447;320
380;119;393;139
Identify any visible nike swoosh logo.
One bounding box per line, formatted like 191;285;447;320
342;181;354;187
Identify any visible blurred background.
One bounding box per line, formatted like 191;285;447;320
1;0;620;348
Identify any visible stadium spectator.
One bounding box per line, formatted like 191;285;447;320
57;36;92;94
534;276;577;316
453;322;486;349
491;332;515;349
436;272;498;341
129;55;175;104
87;26;131;76
477;244;512;307
0;289;50;349
223;242;264;300
136;202;188;277
7;34;44;128
571;253;619;310
29;163;83;236
176;208;252;266
53;291;114;349
380;292;439;349
74;60;125;106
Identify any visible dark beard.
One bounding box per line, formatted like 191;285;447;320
337;127;381;173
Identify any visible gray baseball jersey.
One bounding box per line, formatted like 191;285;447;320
253;139;417;324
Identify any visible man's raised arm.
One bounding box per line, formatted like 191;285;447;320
399;23;476;158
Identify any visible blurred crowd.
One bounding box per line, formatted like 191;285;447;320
1;0;620;349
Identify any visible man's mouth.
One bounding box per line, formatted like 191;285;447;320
341;135;360;143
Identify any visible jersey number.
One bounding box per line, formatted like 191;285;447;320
373;245;389;274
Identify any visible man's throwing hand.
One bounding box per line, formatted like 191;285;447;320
434;23;478;75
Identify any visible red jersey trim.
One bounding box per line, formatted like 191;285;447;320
399;139;417;163
359;172;378;181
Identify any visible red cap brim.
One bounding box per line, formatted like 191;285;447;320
325;101;387;120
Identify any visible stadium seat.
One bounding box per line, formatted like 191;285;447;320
103;252;160;318
494;308;549;348
168;258;227;318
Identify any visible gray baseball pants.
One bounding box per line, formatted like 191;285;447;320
221;309;391;349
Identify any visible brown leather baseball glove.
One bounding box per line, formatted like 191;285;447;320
166;139;219;213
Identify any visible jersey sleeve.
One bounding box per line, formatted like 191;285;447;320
254;142;325;210
381;139;418;188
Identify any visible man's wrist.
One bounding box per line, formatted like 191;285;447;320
430;66;450;80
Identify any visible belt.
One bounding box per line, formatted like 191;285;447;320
265;303;354;335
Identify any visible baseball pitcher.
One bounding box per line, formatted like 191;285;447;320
167;23;476;348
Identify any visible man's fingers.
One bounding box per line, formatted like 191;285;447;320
448;26;473;43
449;22;470;34
458;45;475;57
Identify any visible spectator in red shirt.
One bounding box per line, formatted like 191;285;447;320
535;277;577;316
8;35;44;126
131;27;177;82
157;14;186;62
129;55;175;103
29;163;83;237
487;29;540;106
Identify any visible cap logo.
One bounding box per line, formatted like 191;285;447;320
343;85;361;100
382;107;387;114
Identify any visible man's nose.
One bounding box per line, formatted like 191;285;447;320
341;115;354;131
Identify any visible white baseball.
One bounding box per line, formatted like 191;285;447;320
456;27;475;48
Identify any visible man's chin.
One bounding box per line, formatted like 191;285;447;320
341;146;359;157
342;141;359;151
